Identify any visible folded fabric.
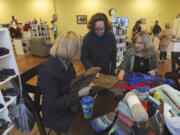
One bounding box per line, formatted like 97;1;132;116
70;67;101;92
126;83;150;91
90;111;117;133
92;74;119;89
151;84;180;116
109;81;127;100
163;103;180;135
124;71;175;88
124;91;148;122
162;86;180;109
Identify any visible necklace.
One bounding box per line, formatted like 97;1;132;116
140;61;144;66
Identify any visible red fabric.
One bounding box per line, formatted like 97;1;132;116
113;83;128;89
126;83;150;91
142;101;148;113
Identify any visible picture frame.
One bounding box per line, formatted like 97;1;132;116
139;18;146;24
77;15;87;24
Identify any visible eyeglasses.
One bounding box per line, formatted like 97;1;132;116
95;27;105;32
135;41;144;45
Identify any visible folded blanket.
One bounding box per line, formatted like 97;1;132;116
124;91;148;122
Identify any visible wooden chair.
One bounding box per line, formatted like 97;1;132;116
13;64;52;135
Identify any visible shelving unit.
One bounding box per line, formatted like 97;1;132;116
0;28;19;135
30;24;50;40
112;23;127;67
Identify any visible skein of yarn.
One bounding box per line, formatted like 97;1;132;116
125;91;148;122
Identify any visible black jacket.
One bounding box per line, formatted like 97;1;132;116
81;31;117;74
152;24;161;36
38;56;79;134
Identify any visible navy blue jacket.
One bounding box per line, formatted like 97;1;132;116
81;31;117;74
38;56;79;134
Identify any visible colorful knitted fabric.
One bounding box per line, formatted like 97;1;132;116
114;99;134;135
90;111;117;133
126;83;150;91
124;71;175;87
151;84;180;116
109;81;127;100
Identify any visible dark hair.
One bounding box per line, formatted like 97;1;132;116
108;8;116;16
135;20;142;26
87;13;112;32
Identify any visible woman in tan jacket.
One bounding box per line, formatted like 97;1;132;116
159;23;173;63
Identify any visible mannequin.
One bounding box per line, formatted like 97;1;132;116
173;14;180;39
108;8;116;23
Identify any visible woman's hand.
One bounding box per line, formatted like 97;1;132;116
78;85;92;97
95;73;100;78
148;70;156;76
118;70;125;80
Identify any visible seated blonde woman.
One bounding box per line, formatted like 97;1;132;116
38;31;92;135
118;31;158;80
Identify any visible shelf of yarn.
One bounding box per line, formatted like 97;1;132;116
0;54;11;59
0;74;17;86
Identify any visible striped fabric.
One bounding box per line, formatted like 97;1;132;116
90;111;116;133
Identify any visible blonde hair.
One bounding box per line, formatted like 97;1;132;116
132;31;154;58
50;31;82;61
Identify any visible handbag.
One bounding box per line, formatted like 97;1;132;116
8;75;35;134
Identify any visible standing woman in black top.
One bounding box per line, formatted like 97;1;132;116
38;31;92;135
132;20;142;40
81;13;117;76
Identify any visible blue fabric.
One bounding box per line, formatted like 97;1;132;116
124;70;175;87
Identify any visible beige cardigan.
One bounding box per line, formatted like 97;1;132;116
159;29;173;46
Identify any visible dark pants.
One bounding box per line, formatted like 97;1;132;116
160;51;167;60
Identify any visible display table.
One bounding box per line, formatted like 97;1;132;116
69;90;118;135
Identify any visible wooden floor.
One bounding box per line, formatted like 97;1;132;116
7;52;171;135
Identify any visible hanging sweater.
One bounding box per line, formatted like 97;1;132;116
81;31;117;74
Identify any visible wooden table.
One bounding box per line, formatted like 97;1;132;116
69;90;118;135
